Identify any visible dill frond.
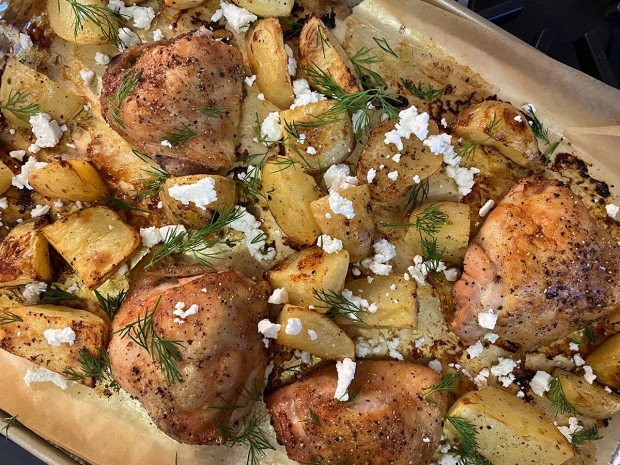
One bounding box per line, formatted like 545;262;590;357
63;347;119;391
570;426;602;450
1;414;19;439
107;196;149;213
373;36;398;57
403;178;430;212
312;289;366;323
62;0;125;48
0;90;40;122
94;289;128;320
163;123;198;146
401;79;446;102
548;375;579;416
199;107;226;117
0;311;22;325
217;411;275;465
522;105;549;143
108;68;142;130
423;372;461;399
37;285;82;305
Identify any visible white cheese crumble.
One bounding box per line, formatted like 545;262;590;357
210;8;223;21
583;365;596;384
323;164;358;192
30;113;62;148
483;332;499;343
24;366;73;390
229;206;276;261
285;44;297;76
306;146;317;155
139;224;186;248
118;27;141;50
387;170;399;181
383;106;430;150
340;289;377;320
428;359;443;373
466;341;484;359
334;358;356;401
31;204;50;218
443;267;460;282
285;318;302;335
445;165;480;197
220;1;257;33
260;112;282;144
318;234;343;254
529;370;552;397
491;357;517;387
568;342;580;352
244;74;256;87
43;327;76;346
473;368;489;389
387;337;404;360
361;239;396;275
573;353;585;367
268;287;289;304
0;198;7;209
80;69;95;85
258;319;280;339
9;150;26;161
12;157;47;190
19;33;33;51
478;309;498;329
366;168;377;184
23;282;47;304
290;78;326;109
152;28;164;41
605;203;619;220
172;302;199;324
514;115;523;123
557;417;581;443
328;191;355;219
108;0;155;30
167;177;218;210
308;329;318;341
479;199;495;217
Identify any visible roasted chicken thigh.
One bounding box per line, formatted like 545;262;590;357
452;176;620;350
108;270;270;445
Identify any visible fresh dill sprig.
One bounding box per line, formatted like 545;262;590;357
457;451;492;465
421;236;445;273
163;124;198;146
279;16;305;40
217;411;275;465
62;347;119;390
107;196;149;213
0;311;22;325
455;113;500;161
236;163;267;212
383;203;449;234
583;326;597;343
95;289;128;320
147;207;242;268
115;296;185;386
1;414;19;439
373;36;398;57
542;140;561;166
301;407;320;426
62;0;124;48
316;24;330;58
0;90;40;122
199;107;226;117
134;165;170;199
423;372;461;399
522;105;549;144
109;68;142;130
350;47;385;90
548;375;579;416
403;178;430;212
313;289;366;323
37;285;82;305
401;79;446;102
570;426;602;450
241;383;263;402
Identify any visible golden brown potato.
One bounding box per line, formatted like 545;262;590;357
310;185;375;262
29;160;110;202
47;0;119;45
299;15;360;94
234;0;294;17
586;334;620;389
403;201;471;264
445;387;574;465
247;18;294;109
0;304;109;386
0;220;52;287
265;246;349;308
160;175;237;228
338;275;417;328
0;161;12;196
0;58;83;128
451;100;539;167
42;207;140;288
163;0;205;8
276;304;355;360
357;119;442;202
281;101;355;172
550;368;620;420
262;156;322;246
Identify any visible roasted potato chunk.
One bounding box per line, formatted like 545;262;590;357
281;101;355;172
247;18;294;109
451;100;539;167
0;220;52;287
160;174;237;228
403;201;471;264
0;161;12;196
0;304;108;386
163;0;205;8
445;387;574;465
48;0;118;44
0;58;83;128
276;304;355;360
357;119;442;202
43;207;140;288
234;0;294;17
299;15;360;93
266;246;349;308
262;156;322;246
29;160;110;202
310;185;375;262
586;334;620;389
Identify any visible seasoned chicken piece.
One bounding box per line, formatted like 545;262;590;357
266;361;447;465
108;270;270;445
100;28;244;172
452;176;620;350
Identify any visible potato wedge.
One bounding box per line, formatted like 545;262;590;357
339;275;417;328
281;100;355;172
160;175;237;228
276;304;355;360
0;304;108;386
48;0;119;45
586;334;620;389
234;0;294;17
403;201;471;265
0;58;83;128
265;246;349;308
164;0;205;8
299;15;360;93
451;100;539;167
0;219;52;287
29;160;110;202
310;185;375;262
0;161;13;196
247;18;294;109
550;368;620;420
43;207;140;288
357;119;442;202
445;387;573;465
262;156;322;246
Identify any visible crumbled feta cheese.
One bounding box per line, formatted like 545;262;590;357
0;198;7;209
31;204;50;218
323;164;358;192
258;319;280;339
443;267;460;281
229;206;276;261
423;133;456;161
308;329;318;341
220;1;257;33
483;332;499;343
260;112;282;144
244;74;256;87
479;199;495;217
108;0;155;29
478;309;498;329
23;282;48;304
530;370;552;397
428;359;442;373
557;417;581;443
118;27;141;50
387;337;404;360
211;8;223;21
568;342;580;352
152;29;164;41
384;106;430;150
285;317;302;335
24;366;73;390
473;368;489;389
573;353;585;367
352;108;369;132
355;337;372;358
43;327;76;346
391;153;401;163
66;283;80;293
139;224;186;248
491;357;517;387
521;103;536;114
367;168;377;183
172;302;199;324
334;358;356;401
583;365;596;384
318;234;343;254
328;191;355;219
30;113;62;148
94;52;110;66
412;174;421;184
440;117;448;128
80;69;95;85
438;454;461;465
19;33;33;51
294;349;312;365
445;164;480;197
361;239;396;275
257;93;265;101
514;115;523;123
9;150;26;161
466;341;484;359
285;44;297;76
306;146;317;155
168;176;217;210
605;203;619;220
268;287;289;304
414;336;426;349
387;170;399;181
290;78;326;109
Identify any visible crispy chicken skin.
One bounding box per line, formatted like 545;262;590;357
100;28;244;172
108;270;270;445
266;361;447;465
452;176;620;350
